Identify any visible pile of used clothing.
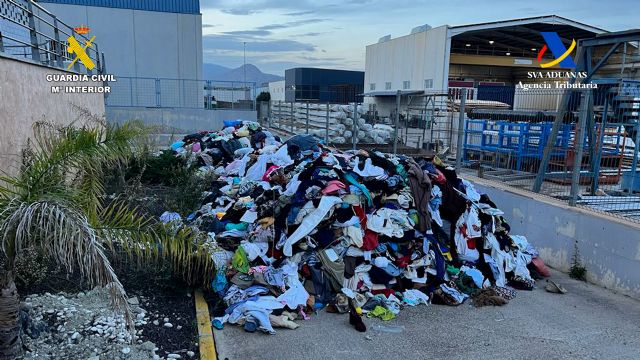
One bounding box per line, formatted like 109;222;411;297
164;120;550;335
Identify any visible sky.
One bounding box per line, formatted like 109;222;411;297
200;0;638;75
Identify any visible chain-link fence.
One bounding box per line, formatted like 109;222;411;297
105;77;256;110
259;84;640;223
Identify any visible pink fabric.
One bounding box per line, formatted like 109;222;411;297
321;180;346;194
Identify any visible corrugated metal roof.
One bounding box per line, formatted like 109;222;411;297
38;0;200;14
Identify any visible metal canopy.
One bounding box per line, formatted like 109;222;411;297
449;15;604;59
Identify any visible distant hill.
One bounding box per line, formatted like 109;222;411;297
204;63;283;85
203;63;231;79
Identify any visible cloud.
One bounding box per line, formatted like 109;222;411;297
202;24;218;28
203;34;316;52
284;10;316;16
224;30;273;36
298;32;324;37
256;18;328;31
220;9;261;15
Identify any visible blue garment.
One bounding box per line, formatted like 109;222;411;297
426;233;446;280
344;172;373;207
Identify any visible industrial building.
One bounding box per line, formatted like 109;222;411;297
284;67;364;104
363;15;639;116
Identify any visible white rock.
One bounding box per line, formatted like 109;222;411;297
153;320;160;326
127;296;140;305
71;332;80;340
122;346;131;354
176;325;182;330
187;351;195;358
163;317;169;322
141;341;155;351
164;322;173;328
167;354;182;359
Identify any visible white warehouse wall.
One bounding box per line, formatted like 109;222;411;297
269;80;285;102
39;3;202;81
364;26;450;116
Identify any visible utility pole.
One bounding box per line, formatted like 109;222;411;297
243;42;247;85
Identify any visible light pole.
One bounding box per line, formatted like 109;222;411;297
243;42;246;85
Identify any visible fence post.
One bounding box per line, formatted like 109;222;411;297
306;102;310;134
630;123;640;192
52;17;63;68
393;90;401;155
290;102;294;134
570;92;591;206
352;102;358;150
325;102;330;144
26;1;41;62
455;88;467;171
155;79;161;107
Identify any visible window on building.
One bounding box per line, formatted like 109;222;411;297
424;79;433;89
369;83;376;91
403;81;410;90
385;82;392;90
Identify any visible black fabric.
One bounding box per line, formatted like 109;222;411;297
369;266;393;284
343;256;357;279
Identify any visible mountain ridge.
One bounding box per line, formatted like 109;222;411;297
203;63;283;85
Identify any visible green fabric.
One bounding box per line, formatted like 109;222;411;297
366;305;395;321
396;164;408;179
232;247;250;273
446;264;460;276
225;222;249;231
455;274;479;295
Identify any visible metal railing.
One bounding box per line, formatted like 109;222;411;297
0;0;102;74
105;77;257;110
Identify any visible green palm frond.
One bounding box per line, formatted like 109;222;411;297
96;199;216;286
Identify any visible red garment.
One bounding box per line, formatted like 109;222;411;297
362;229;379;251
371;289;395;298
352;205;367;230
395;255;411;269
531;257;551;277
466;238;477;250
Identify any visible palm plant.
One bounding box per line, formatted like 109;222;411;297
0;121;214;359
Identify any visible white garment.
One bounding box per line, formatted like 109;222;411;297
353;157;387;179
276;276;309;308
240;241;268;261
283;196;342;256
367;208;413;238
343;226;363;247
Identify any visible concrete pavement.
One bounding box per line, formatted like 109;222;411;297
214;269;640;360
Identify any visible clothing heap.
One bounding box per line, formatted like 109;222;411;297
163;120;551;335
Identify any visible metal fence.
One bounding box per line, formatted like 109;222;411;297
105;77;257;110
458;85;640;223
260;89;461;156
0;0;102;74
260;84;640;223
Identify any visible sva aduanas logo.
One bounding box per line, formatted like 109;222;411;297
536;32;576;69
67;25;96;71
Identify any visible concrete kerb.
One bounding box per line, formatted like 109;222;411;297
194;290;217;360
